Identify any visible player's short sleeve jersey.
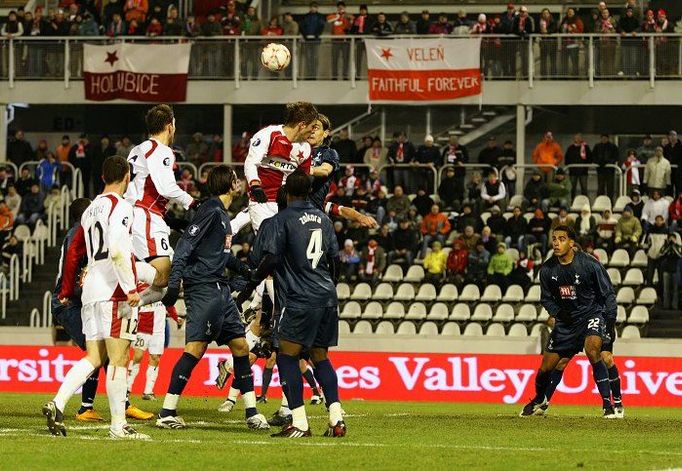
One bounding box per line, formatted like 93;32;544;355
309;145;340;211
244;125;312;202
80;193;137;305
259;200;338;310
124;138;194;216
539;251;617;323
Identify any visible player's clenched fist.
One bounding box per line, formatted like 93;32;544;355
250;184;268;203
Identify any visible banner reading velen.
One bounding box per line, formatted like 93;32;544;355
366;38;482;102
83;43;191;102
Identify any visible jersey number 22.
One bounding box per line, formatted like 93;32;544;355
306;229;323;269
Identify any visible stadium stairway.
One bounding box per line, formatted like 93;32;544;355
646;309;682;338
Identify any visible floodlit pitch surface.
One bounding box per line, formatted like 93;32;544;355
2;393;681;470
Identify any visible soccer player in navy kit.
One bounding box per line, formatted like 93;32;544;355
156;165;269;430
520;225;618;418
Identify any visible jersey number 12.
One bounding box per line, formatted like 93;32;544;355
306;229;323;269
87;221;109;261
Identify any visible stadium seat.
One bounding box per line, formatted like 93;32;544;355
613;195;631;212
505;248;520;262
449;303;471;321
593;248;608;265
372;283;394;301
427;303;450;321
336;283;350;301
502;284;524;303
492;304;515;322
404;265;425;283
13;224;31;242
486;323;506;336
470;304;493;322
441;322;461;336
384;302;406;320
516;304;537;322
538;307;550;322
231;244;242;256
616;305;627;323
523;212;534;223
436;283;458;302
340;301;362;320
570;195;590;212
396;321;417;335
353;320;373;334
525;285;541;303
459;284;481;302
405;302;427;320
480;285;502;303
415;283;437;302
608;249;630;268
507;195;524;211
592;195;612;213
463;323;484;336
530;323;547;337
616;287;635;304
502;212;513;221
338;320;351;335
361;301;384;320
622;268;644;286
382;264;404;283
631;250;647;268
636;287;657;305
508;323;528;337
621;325;641;339
607;268;622;286
350;283;372;301
419;321;439;336
480;212;491;224
394;283;416;301
375;321;395;335
628;306;649;324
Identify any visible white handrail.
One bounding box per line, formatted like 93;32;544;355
61;185;70;232
21;242;33;283
9;253;19;301
29;308;40;328
0;273;6;319
33;219;46;265
42;290;52;329
48;200;58;247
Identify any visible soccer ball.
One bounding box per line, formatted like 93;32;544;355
261;43;291;72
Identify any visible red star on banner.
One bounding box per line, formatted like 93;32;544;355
380;48;393;60
105;50;119;67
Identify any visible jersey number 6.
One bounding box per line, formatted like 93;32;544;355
306;228;323;269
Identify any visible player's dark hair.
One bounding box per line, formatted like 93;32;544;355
207;165;237;196
285;168;311;197
145;104;174;135
553;224;576;240
318;113;332;146
276;186;288;211
284;101;318;126
102;155;129;184
70;198;92;223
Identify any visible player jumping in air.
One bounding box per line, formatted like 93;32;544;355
157;165;269;430
45;156;149;439
520;225;618;418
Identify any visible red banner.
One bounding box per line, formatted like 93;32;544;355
84;73;188;103
2;346;682;406
368;69;481;102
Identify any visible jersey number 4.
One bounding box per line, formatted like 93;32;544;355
87;221;109;261
306;229;323;269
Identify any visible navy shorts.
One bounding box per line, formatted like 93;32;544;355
275;305;339;349
52;302;85;351
546;314;606;358
184;282;245;346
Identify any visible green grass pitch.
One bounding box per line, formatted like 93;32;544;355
1;392;681;470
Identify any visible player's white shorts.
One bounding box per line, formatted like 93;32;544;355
131;206;172;260
133;303;165;355
81;301;138;342
248;201;278;233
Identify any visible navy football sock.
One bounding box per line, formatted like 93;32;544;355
160;352;199;417
302;368;320;395
277;354;304;410
544;369;564;403
78;367;100;413
313;359;339;406
233;354;257;417
608;365;622;404
591;360;612;409
261;367;273;397
532;369;550;403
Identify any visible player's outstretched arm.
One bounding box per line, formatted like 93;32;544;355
148;150;195;210
311;162;334;178
58;226;86;303
244;130;269;203
108;204;138;304
325;201;378;228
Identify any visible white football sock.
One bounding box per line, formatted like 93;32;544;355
279;393;291;415
144;366;159;395
162;393;180;412
242;391;257;410
127;361;140;391
291;405;308;431
227;386;240;402
245;331;260;350
329;402;343;425
265;278;275;304
106;366;128;432
248;283;264;310
54;358;96;412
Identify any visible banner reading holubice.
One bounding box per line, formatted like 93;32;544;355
366;38;482;102
83;43;191;102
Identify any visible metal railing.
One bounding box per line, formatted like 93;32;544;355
18;160;78;193
0;272;6;319
2;33;682;87
9;253;19;301
42;290;52;329
622;162;679;196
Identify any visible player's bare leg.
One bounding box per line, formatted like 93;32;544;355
601;351;624;418
310;347;345;437
272;339;311;438
228;337;269;429
519;352;562;417
136;257;171;306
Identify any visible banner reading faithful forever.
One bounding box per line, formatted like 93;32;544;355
366;38;482;102
83;43;191;102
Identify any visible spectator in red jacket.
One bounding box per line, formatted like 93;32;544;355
670;191;682;232
420;203;451;258
446;238;468;287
